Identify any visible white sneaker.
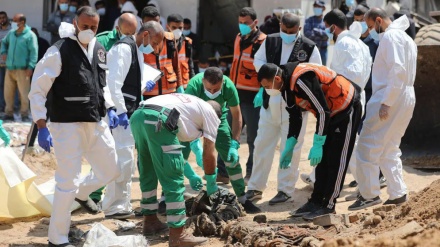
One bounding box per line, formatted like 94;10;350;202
300;174;314;188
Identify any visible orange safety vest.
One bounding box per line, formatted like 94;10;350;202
143;32;179;96
230;32;267;92
178;37;192;88
290;63;355;117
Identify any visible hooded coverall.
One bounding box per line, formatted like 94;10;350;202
130;94;220;228
184;73;246;198
356;15;417;200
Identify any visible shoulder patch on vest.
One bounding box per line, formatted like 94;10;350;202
97;48;106;63
297;50;308;62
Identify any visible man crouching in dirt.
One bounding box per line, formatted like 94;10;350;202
28;7;121;247
130;93;223;246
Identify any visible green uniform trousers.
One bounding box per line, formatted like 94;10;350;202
182;115;245;197
130;107;186;228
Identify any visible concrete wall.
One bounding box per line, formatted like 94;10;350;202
150;0;199;33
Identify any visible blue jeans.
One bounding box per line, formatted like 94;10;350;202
217;101;260;177
319;48;328;66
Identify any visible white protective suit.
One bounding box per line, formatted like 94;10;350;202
248;33;321;197
101;39;144;216
356;15;417;200
28;33;120;245
330;22;372;182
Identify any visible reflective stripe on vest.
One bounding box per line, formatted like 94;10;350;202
290;63;354;117
177;37;191;87
142;33;178;96
230;33;266;92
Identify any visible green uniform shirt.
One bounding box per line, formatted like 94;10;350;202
96;29;119;51
185;72;240;115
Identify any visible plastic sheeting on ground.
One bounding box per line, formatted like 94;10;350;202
83;223;148;247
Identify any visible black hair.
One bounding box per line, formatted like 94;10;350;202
95;0;105;8
258;63;281;82
76;6;98;18
207;100;222;119
365;8;389;21
18;15;26;23
239;7;257;21
0;11;7;17
167;13;183;24
323;9;347;29
141;6;160;19
281;13;300;28
31;27;39;36
184;18;191;25
354;4;370;16
203;67;223;85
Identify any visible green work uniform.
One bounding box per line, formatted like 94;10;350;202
89;28;120;203
130;107;187;228
183;72;245;197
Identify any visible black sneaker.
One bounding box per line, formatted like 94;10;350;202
289;200;321;217
379;176;387;188
105;210;135;220
383;194;407;205
348;180;358;187
158;200;166;215
48;241;75;247
241;199;262;214
348;196;382;211
75;197;100;214
269;191;291;205
245;190;262;201
2;115;14;121
302;206;336;221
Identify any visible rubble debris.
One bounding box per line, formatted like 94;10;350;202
313;214;343;227
253;214;267;224
373;204;396;213
348;213;359;223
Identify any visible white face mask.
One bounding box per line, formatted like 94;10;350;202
11;22;18;30
265;68;281;96
172;29;183;40
76;21;94;44
204;84;222;99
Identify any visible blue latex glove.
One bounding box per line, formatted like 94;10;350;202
308;134;327;166
183;161;203;191
227;139;240;167
145;80;156;92
190;139;203;168
176;86;185;93
38;127;53;153
118;112;129;129
205;168;219;196
253;87;264;108
107;109;119;129
279;137;298;169
0;120;11;146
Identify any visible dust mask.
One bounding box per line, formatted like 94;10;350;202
265;68;281;96
172;29;183;40
76;22;94;44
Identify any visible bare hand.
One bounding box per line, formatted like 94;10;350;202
26;69;33;78
379;104;390;121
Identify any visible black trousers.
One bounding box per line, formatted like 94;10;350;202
310;99;362;210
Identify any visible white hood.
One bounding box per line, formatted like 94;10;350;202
121;1;138;16
348;21;362;39
387;14;410;31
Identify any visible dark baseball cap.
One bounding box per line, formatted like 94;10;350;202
314;1;326;7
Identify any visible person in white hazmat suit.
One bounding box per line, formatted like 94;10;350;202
348;9;417;211
100;13;144;219
28;7;121;246
246;13;321;204
323;9;372;185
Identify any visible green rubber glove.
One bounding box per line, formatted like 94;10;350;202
253;87;264;108
308;134;327;166
183;161;203;191
279;137;298;169
190;138;203;168
0;120;11;146
205;168;219;196
227;139;240;167
176;86;185;93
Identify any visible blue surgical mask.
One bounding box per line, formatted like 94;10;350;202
10;22;18;31
239;23;252;36
345;0;355;7
139;36;154;54
325;26;334;40
360;21;368;34
280;30;297;44
204;87;222;99
60;3;69;12
182;29;191;36
313;7;323;16
69;6;77;13
369;28;379;42
199;67;207;73
120;34;126;40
